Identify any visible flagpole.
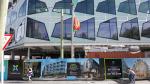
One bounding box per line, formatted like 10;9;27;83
0;0;9;83
71;3;75;58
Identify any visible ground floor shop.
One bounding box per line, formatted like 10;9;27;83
1;58;150;80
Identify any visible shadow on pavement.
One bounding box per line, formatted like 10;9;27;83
112;79;130;84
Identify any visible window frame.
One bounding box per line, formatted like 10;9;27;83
141;21;150;38
118;0;137;15
97;17;118;40
74;17;95;40
119;18;140;40
26;18;50;41
28;0;48;15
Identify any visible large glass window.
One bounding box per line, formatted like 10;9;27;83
52;0;72;15
26;18;49;41
15;20;26;42
10;11;17;24
139;1;150;14
51;18;72;40
118;0;137;15
97;17;118;40
9;28;15;43
75;0;94;15
75;17;95;40
28;0;48;15
96;0;116;15
120;18;140;40
19;0;27;17
141;20;150;38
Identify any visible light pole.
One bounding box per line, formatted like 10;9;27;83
61;9;64;58
0;0;9;83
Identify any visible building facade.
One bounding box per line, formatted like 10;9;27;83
5;0;150;58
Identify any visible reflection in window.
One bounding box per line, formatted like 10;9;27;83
10;28;15;43
97;17;118;40
52;0;72;15
19;0;27;17
142;20;150;38
10;11;17;23
75;18;95;40
51;18;72;40
75;0;94;15
96;0;116;15
15;20;26;42
118;0;137;15
26;18;49;41
139;1;150;14
120;18;140;40
28;0;48;15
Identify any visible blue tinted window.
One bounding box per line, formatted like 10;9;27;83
120;18;140;40
26;18;49;41
97;18;118;40
75;18;95;40
19;0;27;17
96;0;116;15
28;0;48;15
118;0;137;15
139;1;150;14
75;0;94;15
52;0;72;15
51;18;72;40
10;11;17;23
142;20;150;38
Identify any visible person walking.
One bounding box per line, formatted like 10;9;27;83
128;68;136;84
27;68;33;81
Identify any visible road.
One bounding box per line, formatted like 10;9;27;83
4;80;150;84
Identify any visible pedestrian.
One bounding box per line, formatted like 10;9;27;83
27;68;33;81
128;68;136;84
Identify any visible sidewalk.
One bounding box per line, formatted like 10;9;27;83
4;80;150;84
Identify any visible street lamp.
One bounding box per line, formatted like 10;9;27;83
53;1;74;58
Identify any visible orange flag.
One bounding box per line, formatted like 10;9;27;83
73;16;80;31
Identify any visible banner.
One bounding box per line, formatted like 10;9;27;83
25;58;102;80
67;62;81;76
105;59;122;79
8;60;23;80
122;58;150;79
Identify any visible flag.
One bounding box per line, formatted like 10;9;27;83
73;16;80;31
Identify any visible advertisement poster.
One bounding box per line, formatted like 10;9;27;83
105;59;122;79
40;58;101;80
122;58;150;79
67;62;81;76
8;60;23;80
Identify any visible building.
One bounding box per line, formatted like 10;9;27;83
5;0;150;59
42;61;66;77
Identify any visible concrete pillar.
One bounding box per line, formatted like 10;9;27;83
11;50;15;60
20;55;22;60
27;47;31;60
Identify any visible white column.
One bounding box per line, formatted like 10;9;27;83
0;0;9;83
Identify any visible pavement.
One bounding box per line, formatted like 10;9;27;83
3;80;150;84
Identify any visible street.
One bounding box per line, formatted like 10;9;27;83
4;80;150;84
